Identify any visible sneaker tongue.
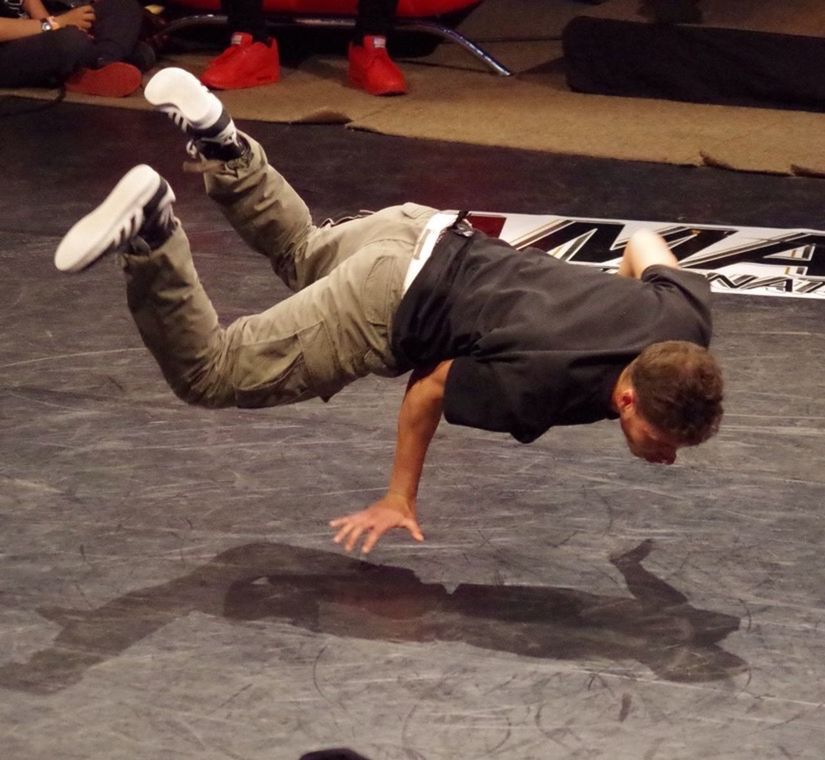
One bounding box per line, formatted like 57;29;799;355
366;35;387;49
230;32;252;46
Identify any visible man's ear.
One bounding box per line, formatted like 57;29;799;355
616;387;636;416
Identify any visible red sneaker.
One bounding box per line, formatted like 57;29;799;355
348;35;407;96
201;32;280;90
64;62;142;98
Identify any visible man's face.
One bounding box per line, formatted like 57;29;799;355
620;409;681;465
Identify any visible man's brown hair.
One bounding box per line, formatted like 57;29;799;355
629;341;724;446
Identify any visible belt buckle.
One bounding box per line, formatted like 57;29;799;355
449;210;473;238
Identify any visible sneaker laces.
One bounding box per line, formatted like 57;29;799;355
185;139;202;161
211;42;245;65
187;131;248;162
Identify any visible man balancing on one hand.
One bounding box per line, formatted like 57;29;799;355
54;68;724;555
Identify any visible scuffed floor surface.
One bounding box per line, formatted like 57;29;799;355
1;100;824;760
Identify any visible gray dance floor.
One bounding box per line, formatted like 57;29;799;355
1;99;824;760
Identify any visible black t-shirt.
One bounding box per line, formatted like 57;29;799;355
391;228;712;444
1;0;25;18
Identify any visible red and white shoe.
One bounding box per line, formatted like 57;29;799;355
65;62;142;98
201;32;280;90
348;35;407;96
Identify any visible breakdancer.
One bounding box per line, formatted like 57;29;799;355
54;68;724;555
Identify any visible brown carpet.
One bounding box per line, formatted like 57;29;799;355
4;0;825;175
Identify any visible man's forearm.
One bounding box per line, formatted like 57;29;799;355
328;360;452;553
0;17;44;41
0;0;56;42
387;361;451;502
23;0;49;19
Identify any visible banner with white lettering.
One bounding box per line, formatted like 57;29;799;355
467;213;825;299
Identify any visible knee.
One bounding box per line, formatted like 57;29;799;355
162;349;238;409
170;372;236;409
171;386;215;408
94;0;144;27
49;28;95;76
95;0;143;14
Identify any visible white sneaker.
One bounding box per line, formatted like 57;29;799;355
54;165;175;273
144;67;242;159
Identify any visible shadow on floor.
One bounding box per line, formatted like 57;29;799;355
0;539;747;694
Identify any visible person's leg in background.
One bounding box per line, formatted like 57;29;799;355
85;0;157;71
196;0;403;95
193;0;403;95
641;0;702;24
0;27;91;87
58;0;152;95
200;0;279;90
348;0;406;96
0;22;138;96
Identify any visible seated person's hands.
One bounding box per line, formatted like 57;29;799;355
57;4;95;32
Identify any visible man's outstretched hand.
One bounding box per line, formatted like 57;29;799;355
330;361;448;555
330;493;424;555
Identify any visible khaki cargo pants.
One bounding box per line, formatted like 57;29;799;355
122;134;437;409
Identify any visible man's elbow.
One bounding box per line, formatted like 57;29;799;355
618;229;679;278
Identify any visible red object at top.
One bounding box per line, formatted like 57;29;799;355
167;0;477;17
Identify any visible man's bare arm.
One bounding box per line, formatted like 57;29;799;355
23;0;49;18
0;2;95;42
617;228;679;279
0;16;44;41
329;359;453;554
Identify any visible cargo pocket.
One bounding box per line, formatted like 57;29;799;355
233;328;317;409
298;321;348;402
234;321;349;408
362;254;398;327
